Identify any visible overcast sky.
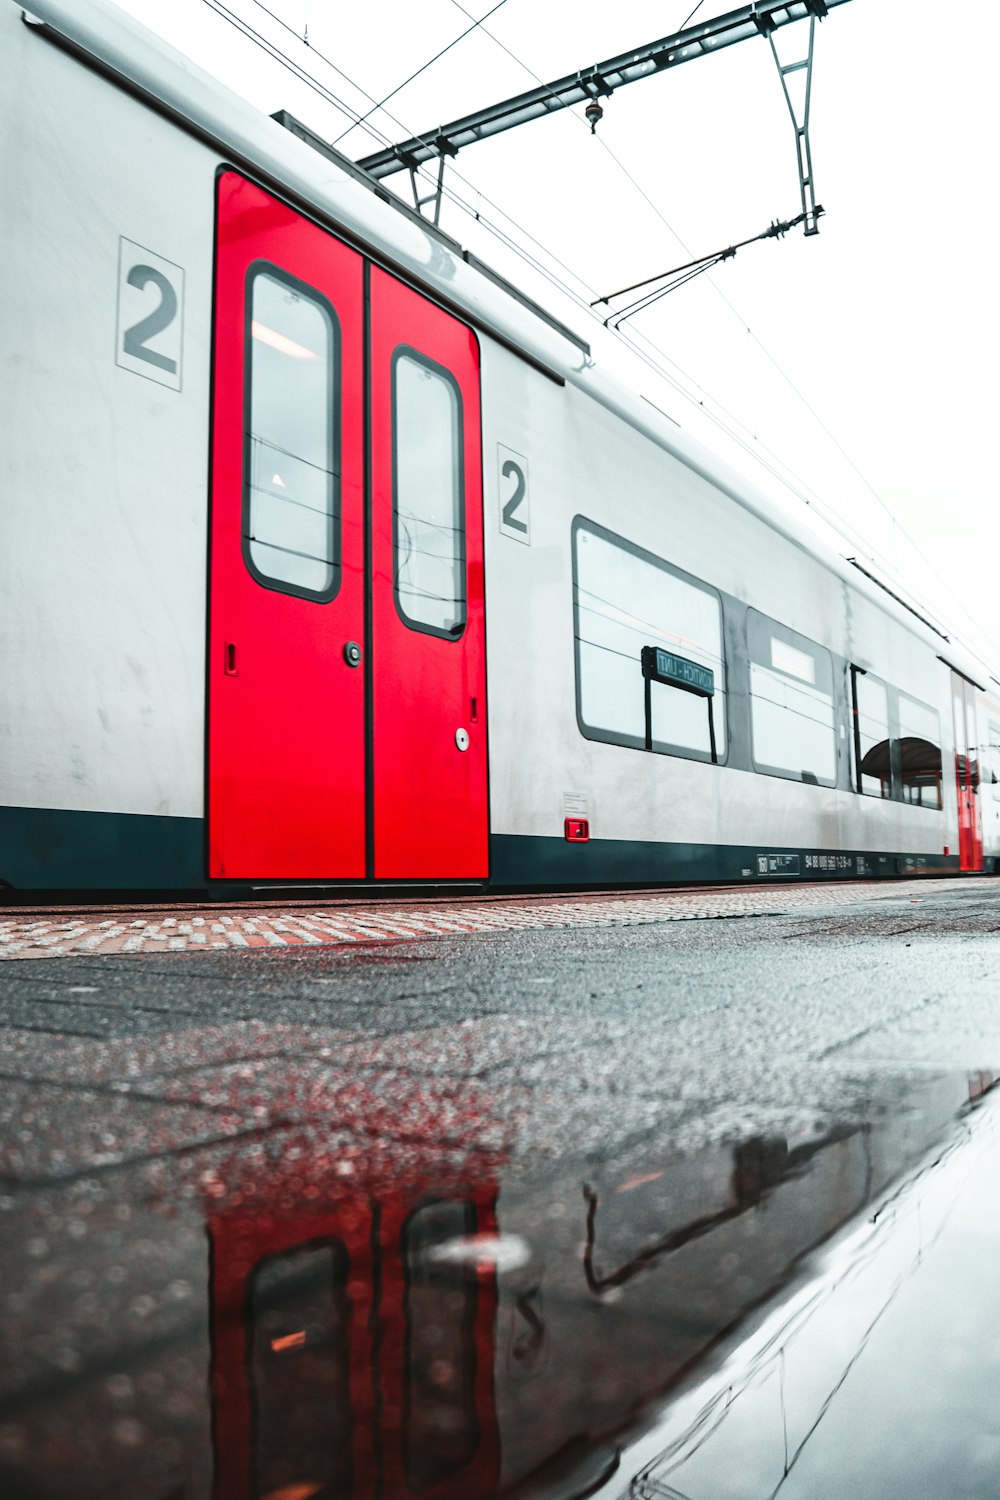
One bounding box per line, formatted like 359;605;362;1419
112;0;1000;664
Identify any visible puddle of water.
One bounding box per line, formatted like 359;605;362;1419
0;1071;996;1499
595;1081;1000;1500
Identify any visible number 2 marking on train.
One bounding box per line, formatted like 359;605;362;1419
116;237;184;392
123;266;178;373
498;445;530;545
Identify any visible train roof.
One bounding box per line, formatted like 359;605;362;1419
16;0;996;691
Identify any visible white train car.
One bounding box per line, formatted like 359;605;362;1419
1;0;996;895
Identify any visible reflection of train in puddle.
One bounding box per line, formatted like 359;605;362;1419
205;1072;975;1498
209;1145;502;1500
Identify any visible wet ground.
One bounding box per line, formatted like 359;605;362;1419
1;877;999;1498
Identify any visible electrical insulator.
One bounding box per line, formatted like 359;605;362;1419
585;99;604;134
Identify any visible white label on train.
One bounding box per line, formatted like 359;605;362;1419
115;238;185;392
498;444;530;545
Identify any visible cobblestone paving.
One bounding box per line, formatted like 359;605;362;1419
0;878;961;959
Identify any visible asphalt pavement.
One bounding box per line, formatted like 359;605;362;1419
1;876;999;1498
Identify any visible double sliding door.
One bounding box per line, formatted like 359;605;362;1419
208;173;487;881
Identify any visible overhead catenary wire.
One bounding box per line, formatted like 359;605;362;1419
331;0;510;147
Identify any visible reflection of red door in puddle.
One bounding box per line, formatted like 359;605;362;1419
208;1148;499;1500
952;672;983;871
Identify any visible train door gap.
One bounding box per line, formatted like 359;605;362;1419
363;259;375;882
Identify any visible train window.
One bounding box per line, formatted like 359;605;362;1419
249;1239;352;1499
403;1200;480;1491
244;266;339;599
393;350;466;638
991;723;1000;800
897;694;943;809
747;611;836;785
573;520;727;763
853;671;892;797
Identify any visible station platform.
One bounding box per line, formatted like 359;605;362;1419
0;877;963;960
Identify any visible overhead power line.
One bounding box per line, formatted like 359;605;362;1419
331;0;510;148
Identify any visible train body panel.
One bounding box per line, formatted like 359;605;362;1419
2;4;214;832
482;344;960;874
1;0;994;892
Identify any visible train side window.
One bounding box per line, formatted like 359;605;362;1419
573;519;727;763
852;670;892;797
244;266;340;600
897;694;943;809
747;611;836;785
392;349;466;638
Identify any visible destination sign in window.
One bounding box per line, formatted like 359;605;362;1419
642;647;715;698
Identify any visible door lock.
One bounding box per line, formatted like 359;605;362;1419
344;641;362;668
455;728;470;751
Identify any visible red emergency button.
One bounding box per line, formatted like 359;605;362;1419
565;817;590;843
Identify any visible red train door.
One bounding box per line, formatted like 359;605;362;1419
209;176;488;881
952;672;984;870
369;267;488;880
209;173;366;879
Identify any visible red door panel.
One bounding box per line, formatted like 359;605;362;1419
209;173;366;879
952;673;984;871
369;268;489;879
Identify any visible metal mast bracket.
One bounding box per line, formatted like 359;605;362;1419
405;138;456;225
766;7;825;235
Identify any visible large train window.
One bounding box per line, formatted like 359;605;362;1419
248;1238;353;1499
244;265;340;600
747;611;836;785
572;519;727;763
392;349;466;639
852;669;892;797
897;694;943;809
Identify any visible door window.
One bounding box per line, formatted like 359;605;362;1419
403;1201;480;1490
249;1240;353;1498
245;266;340;599
392;350;466;638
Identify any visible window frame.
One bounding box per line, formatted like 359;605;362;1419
896;689;944;811
990;721;1000;801
572;515;729;767
849;667;944;811
390;344;467;642
746;609;837;788
241;260;342;604
851;665;893;799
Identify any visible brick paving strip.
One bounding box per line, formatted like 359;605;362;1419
0;879;960;960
